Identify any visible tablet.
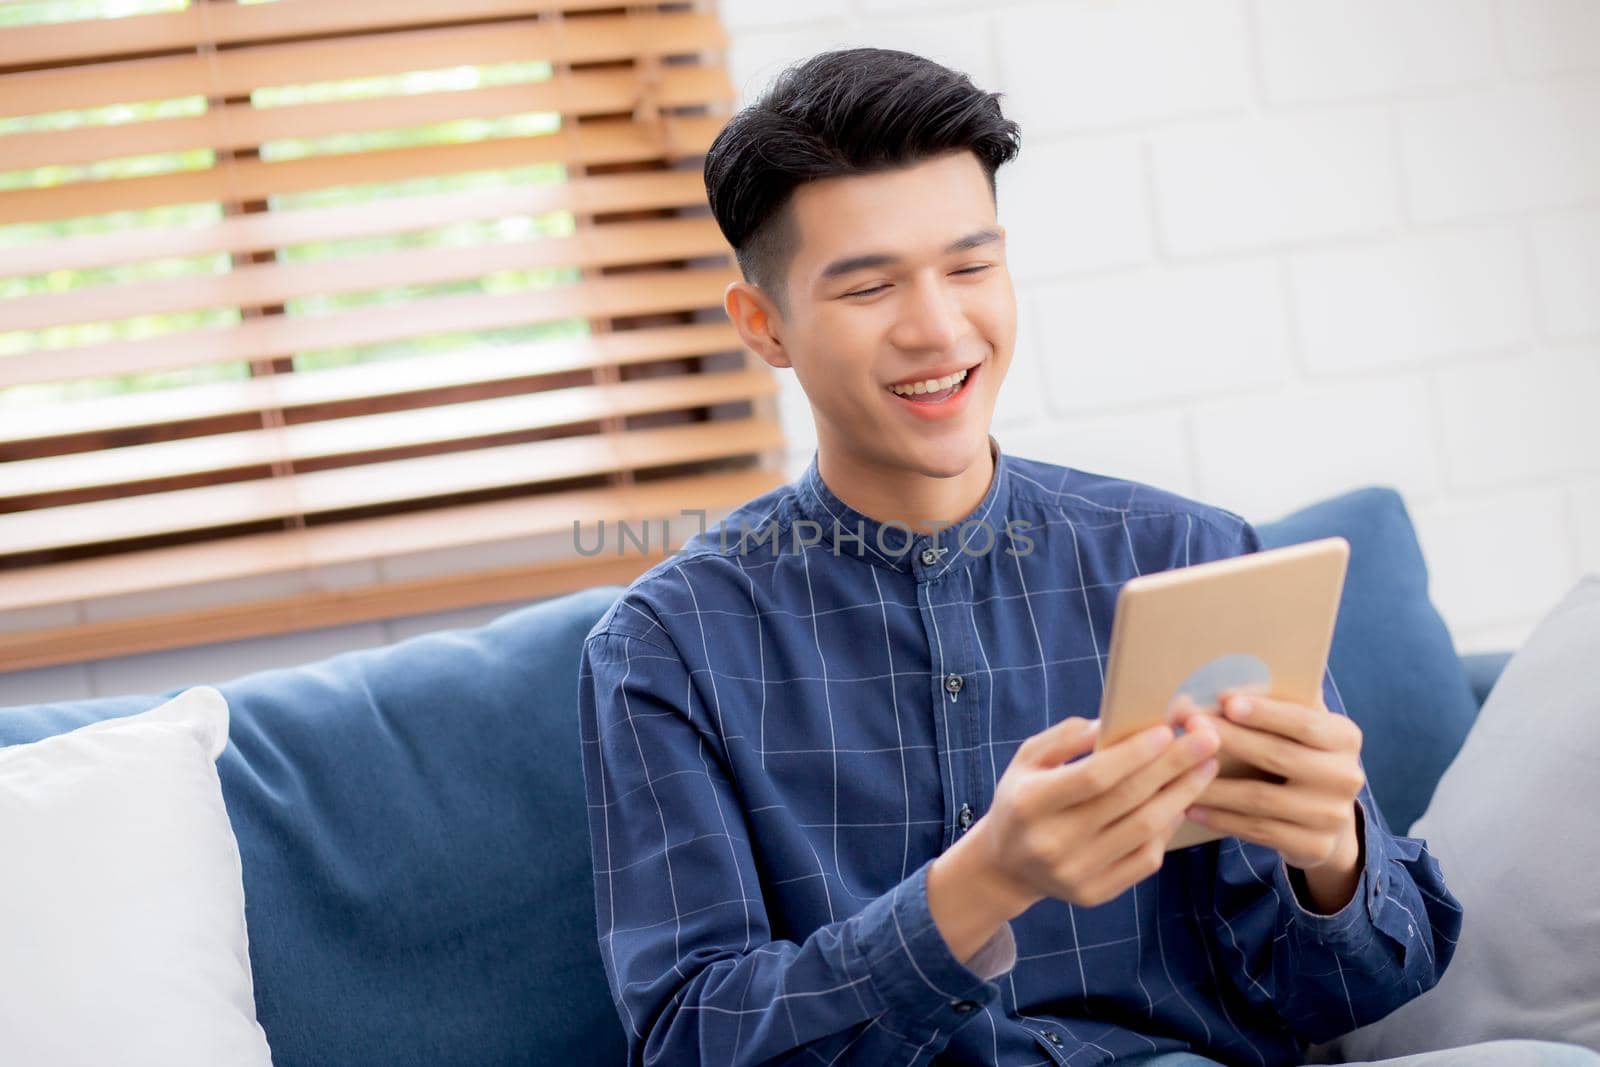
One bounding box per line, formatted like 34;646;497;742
1093;535;1350;850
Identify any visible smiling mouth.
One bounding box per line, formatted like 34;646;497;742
885;364;978;404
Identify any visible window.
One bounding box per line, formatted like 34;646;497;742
0;0;782;669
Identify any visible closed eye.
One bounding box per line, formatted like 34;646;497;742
844;284;889;299
843;265;992;299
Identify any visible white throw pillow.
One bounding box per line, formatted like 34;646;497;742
1328;576;1600;1059
0;686;274;1067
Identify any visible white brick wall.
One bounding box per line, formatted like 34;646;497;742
994;0;1253;135
4;0;1598;705
1289;226;1533;374
1253;0;1497;103
1033;259;1294;410
1534;210;1600;337
996;137;1152;283
1432;346;1600;491
1499;0;1600;76
1190;373;1442;520
1573;478;1600;573
1410;486;1577;635
1397;80;1600;222
1150;109;1401;255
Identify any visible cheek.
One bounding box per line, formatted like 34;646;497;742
786;319;880;406
806;312;884;384
972;294;1018;375
817;304;883;348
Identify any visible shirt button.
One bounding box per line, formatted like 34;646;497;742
957;803;974;832
944;673;964;694
951;999;978;1014
920;547;941;566
1044;1030;1063;1046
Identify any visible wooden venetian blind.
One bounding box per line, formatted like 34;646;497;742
0;0;785;671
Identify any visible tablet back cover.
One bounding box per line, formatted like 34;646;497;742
1097;536;1350;849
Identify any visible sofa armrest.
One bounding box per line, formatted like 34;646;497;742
1460;650;1514;711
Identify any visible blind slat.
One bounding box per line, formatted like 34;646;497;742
1;265;738;387
0;12;726;117
0;169;709;277
0;114;723;227
0;467;780;616
1;416;784;557
2;0;642;69
8;216;729;332
1;321;741;446
4;65;732;172
0;550;684;672
2;369;776;496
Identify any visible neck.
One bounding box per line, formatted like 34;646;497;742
815;437;997;535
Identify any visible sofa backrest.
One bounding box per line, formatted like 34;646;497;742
0;585;630;1067
1257;486;1482;834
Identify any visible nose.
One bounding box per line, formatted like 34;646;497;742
889;272;962;352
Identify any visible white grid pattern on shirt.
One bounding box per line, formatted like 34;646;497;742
577;450;1458;1066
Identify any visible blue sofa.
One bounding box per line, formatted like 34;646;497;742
0;487;1511;1067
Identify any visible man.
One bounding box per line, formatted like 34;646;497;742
576;49;1593;1066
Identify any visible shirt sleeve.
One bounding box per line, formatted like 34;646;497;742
1194;519;1465;1046
577;625;1011;1066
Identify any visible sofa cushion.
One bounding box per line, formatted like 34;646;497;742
1327;576;1600;1058
1256;486;1480;833
0;687;273;1067
0;585;629;1067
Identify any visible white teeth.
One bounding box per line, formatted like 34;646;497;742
888;368;968;397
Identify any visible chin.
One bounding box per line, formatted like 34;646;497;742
904;429;991;478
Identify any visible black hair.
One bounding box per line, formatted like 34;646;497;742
703;48;1021;310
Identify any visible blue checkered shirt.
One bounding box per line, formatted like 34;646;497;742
577;438;1461;1066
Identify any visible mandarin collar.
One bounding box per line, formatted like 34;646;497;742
791;434;1013;578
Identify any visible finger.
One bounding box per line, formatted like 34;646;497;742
1035;723;1175;808
1166;692;1204;725
1072;832;1168;908
1170;700;1219;736
1077;756;1220;873
1018;715;1101;768
1211;718;1353;789
1218;692;1358;752
1182;806;1326;863
1082;721;1220;828
1193;776;1351;832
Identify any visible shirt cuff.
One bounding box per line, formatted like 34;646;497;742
1274;795;1381;946
1274;794;1436;973
848;859;1006;1044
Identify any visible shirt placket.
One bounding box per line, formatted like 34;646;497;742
913;541;981;852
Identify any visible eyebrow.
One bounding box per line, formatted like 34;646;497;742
817;227;1002;281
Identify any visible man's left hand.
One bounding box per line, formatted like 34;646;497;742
1181;692;1366;912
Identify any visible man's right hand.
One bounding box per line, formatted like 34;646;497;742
927;714;1220;964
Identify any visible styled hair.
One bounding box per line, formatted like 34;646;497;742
703;48;1021;308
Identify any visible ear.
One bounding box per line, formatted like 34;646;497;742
724;281;791;369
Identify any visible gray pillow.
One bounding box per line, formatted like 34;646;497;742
1328;576;1600;1059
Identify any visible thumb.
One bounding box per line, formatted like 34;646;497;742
1023;715;1100;768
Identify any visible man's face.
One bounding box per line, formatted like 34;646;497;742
741;150;1016;483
